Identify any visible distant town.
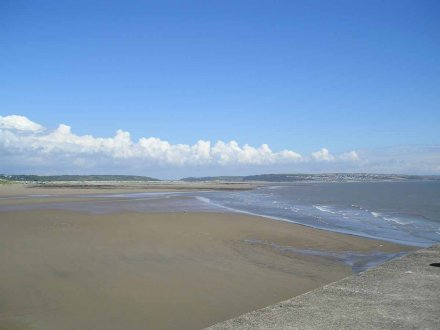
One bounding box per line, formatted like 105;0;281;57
1;173;439;184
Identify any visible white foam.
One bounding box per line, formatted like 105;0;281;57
313;205;336;214
195;196;303;225
195;196;211;204
383;217;409;225
351;204;368;212
371;210;408;225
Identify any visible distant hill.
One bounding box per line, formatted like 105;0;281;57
181;176;245;182
181;173;439;183
0;174;160;182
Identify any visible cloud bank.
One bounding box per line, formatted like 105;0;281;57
0;115;44;132
1;115;438;178
0;115;356;166
311;148;359;162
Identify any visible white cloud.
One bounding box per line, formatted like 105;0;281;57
0;115;308;167
338;151;360;162
311;148;360;162
311;148;335;161
0;114;381;176
0;115;44;132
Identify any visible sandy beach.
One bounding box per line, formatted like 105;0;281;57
0;181;259;196
0;184;413;329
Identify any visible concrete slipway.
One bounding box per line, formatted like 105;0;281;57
207;244;440;330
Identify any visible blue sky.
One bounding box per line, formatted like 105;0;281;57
1;1;439;178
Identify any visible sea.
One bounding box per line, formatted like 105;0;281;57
197;181;440;247
2;181;439;248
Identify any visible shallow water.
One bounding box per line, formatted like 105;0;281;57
200;181;440;247
1;181;439;247
244;239;407;273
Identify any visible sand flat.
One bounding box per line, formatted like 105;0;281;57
0;202;413;330
0;182;258;197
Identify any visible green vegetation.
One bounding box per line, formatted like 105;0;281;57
0;174;160;182
181;173;439;182
181;176;245;182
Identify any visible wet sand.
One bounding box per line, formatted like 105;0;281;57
0;181;258;197
0;185;414;329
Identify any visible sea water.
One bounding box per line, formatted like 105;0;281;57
199;181;440;247
1;181;439;247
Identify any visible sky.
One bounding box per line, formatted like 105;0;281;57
1;0;439;179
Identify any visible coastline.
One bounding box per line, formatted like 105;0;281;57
207;244;440;329
0;182;432;248
0;183;415;329
0;181;260;196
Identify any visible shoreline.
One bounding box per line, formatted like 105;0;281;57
207;244;440;329
0;183;431;248
0;182;261;196
0;183;417;329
